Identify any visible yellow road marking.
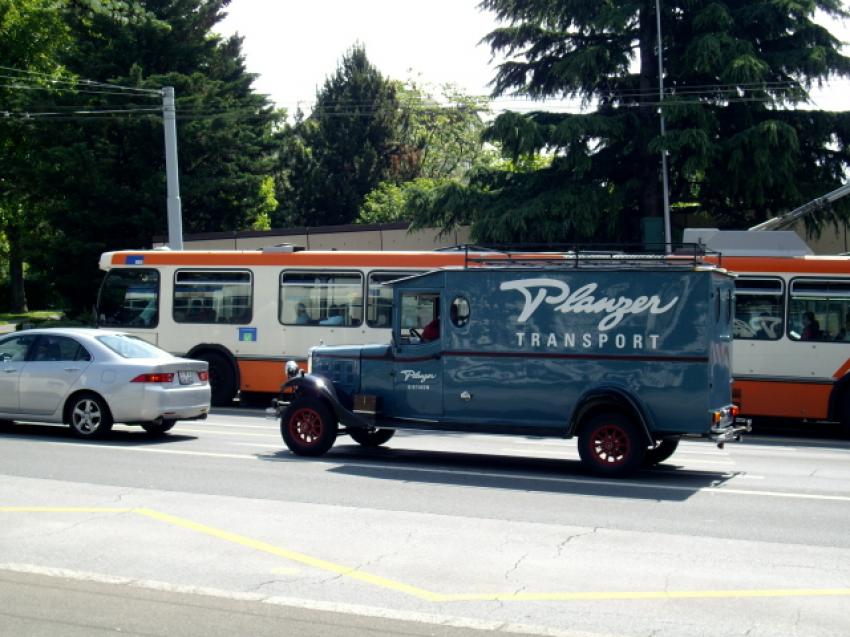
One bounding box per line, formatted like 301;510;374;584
3;506;850;603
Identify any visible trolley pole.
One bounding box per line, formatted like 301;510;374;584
655;0;672;253
162;86;184;250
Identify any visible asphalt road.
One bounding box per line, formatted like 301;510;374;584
1;409;849;637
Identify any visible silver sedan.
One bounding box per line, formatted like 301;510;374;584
0;328;210;437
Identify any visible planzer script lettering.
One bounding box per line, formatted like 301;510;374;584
500;278;679;331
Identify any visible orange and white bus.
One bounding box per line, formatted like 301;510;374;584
711;251;850;430
97;247;474;405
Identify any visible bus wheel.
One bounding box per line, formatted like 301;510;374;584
348;428;395;447
839;391;850;437
196;352;236;406
578;412;645;477
281;397;337;456
644;437;680;466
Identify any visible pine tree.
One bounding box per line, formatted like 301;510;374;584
28;0;280;313
412;0;850;244
276;45;400;227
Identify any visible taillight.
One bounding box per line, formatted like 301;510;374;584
131;373;174;383
198;371;209;382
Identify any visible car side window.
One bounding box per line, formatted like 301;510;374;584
0;334;38;362
32;336;90;362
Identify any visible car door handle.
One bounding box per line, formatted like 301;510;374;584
63;367;81;373
3;368;17;373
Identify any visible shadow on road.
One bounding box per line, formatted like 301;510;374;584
0;422;197;445
258;442;737;502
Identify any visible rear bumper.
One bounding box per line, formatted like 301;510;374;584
113;384;211;423
710;418;752;448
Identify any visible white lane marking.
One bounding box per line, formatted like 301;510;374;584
177;428;277;438
43;441;254;460
185;422;276;430
38;441;848;502
0;563;608;637
230;442;287;450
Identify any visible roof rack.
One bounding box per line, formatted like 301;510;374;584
460;243;718;269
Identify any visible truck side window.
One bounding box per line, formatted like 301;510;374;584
400;292;440;343
450;296;470;328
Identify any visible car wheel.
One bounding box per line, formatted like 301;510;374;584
141;420;176;436
348;427;395;447
196;351;236;407
643;437;680;466
67;393;113;438
281;397;337;456
577;411;645;477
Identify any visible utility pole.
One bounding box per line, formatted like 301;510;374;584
162;86;183;250
655;0;672;253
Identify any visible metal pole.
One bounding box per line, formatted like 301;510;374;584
162;86;183;250
655;0;672;253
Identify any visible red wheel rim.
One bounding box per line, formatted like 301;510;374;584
588;424;629;465
289;408;323;445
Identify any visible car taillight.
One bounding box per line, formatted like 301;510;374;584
198;371;209;382
131;373;174;383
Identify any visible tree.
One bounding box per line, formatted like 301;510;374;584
411;0;850;244
356;81;495;225
275;45;400;227
0;0;71;312
22;0;280;314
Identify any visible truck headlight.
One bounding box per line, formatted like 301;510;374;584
285;360;300;379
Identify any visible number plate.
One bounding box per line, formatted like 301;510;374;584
178;371;195;385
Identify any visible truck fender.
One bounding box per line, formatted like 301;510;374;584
567;386;655;446
283;375;371;430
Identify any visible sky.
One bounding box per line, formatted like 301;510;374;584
216;0;850;116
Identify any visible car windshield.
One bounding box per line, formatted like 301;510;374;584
96;334;173;359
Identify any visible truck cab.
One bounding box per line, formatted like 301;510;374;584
275;256;749;476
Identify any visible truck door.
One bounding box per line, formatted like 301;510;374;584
387;291;443;420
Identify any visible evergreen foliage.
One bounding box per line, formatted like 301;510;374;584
275;45;400;227
411;0;850;244
5;0;280;313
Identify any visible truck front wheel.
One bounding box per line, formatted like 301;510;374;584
578;412;646;477
281;397;338;456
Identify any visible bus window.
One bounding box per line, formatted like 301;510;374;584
173;270;252;324
367;271;422;328
98;269;160;328
788;279;850;342
733;278;783;340
280;271;363;327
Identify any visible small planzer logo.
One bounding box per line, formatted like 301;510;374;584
400;370;437;383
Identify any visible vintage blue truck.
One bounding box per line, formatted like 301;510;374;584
273;254;749;476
